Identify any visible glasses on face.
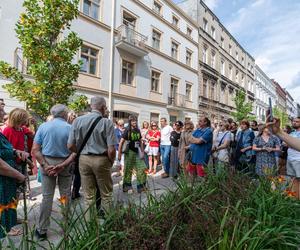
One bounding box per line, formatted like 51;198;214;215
152;125;157;127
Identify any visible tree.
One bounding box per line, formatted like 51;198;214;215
273;106;289;127
0;0;82;120
68;94;89;113
231;89;255;122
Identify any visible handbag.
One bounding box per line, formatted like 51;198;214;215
74;116;102;166
144;143;150;154
216;132;230;163
121;140;129;154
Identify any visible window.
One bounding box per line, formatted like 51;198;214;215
229;44;232;55
121;60;134;85
170;78;178;98
83;0;100;20
241;74;245;87
80;45;99;75
241;56;244;65
210;82;215;100
171;41;179;59
187;27;192;37
220;86;225;103
235;70;239;83
236;51;239;61
211;26;216;39
211;51;216;68
186;83;192;101
202;45;208;64
172;15;179;27
151;70;161;92
203;18;208;32
153;1;162;15
229;65;233;80
186;50;192;66
221;37;224;48
152;30;161;50
203;79;208;98
150;112;160;122
220;59;225;75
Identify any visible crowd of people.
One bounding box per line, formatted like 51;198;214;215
0;95;300;241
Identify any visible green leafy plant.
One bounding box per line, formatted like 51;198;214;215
0;0;82;120
68;95;89;114
231;89;255;122
273;106;290;127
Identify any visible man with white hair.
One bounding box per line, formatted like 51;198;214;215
32;104;74;240
68;96;117;218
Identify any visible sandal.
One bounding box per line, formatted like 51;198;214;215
8;228;22;236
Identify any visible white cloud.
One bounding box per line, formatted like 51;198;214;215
224;0;300;102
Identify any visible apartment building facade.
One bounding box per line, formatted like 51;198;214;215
285;90;297;120
272;80;286;112
177;0;256;121
254;65;276;122
0;0;199;124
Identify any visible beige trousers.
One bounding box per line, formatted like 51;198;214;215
79;155;113;217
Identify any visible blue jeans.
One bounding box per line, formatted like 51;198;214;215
160;145;171;174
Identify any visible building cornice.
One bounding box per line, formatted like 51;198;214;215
146;45;198;74
157;0;199;28
78;12;118;33
134;0;198;47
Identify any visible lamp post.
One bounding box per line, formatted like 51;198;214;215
108;0;116;119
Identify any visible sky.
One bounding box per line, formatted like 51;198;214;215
174;0;300;103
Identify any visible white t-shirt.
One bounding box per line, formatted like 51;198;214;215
288;131;300;161
160;125;173;146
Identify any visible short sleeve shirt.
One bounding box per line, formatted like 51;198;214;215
288;131;300;161
170;131;181;147
148;130;160;147
34;118;71;158
122;127;141;153
215;131;231;147
68;110;117;155
190;127;213;165
160;125;173;146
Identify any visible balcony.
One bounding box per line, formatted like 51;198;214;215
116;25;148;57
168;94;186;108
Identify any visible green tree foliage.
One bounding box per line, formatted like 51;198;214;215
68;94;89;113
0;0;82;120
273;106;289;127
231;89;255;122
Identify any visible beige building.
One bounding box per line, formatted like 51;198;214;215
177;0;256;121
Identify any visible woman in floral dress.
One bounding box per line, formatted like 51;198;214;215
252;126;281;176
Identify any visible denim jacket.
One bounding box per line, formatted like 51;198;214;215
236;128;255;159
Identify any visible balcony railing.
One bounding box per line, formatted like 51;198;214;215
168;94;186;107
116;24;148;57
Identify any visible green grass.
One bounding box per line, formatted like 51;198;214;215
2;168;300;250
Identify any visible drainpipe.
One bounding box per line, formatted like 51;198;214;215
108;0;116;119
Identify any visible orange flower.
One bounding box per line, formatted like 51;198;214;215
58;196;68;205
277;176;285;183
285;189;297;198
0;205;6;215
7;199;18;210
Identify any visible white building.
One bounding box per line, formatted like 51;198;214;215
177;0;256;121
0;0;199;124
285;90;297;120
254;65;276;122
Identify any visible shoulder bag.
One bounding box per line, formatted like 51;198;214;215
74;116;102;165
